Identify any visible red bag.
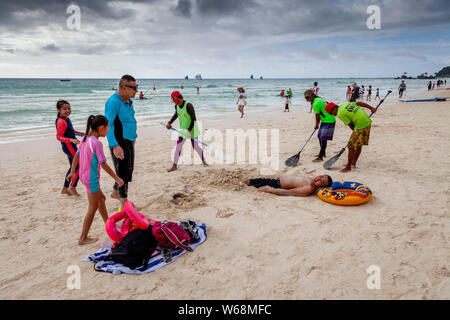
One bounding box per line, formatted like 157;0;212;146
152;221;192;251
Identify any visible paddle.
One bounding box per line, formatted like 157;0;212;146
323;90;392;170
159;122;227;161
285;129;317;167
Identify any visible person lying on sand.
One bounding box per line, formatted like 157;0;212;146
244;175;332;196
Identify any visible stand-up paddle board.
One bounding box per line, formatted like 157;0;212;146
399;97;448;102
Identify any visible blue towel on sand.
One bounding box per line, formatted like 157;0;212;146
83;223;207;275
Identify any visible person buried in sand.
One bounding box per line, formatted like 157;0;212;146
244;175;333;196
324;101;376;173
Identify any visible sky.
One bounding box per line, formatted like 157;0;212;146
0;0;449;78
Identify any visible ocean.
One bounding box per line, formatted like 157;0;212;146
0;78;430;144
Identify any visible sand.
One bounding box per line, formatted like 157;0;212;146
0;88;449;299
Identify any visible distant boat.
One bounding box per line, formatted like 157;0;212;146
60;79;71;82
195;74;202;80
185;75;189;80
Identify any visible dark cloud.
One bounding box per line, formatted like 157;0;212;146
175;0;193;18
195;0;259;16
42;44;60;52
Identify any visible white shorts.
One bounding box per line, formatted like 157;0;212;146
237;99;247;106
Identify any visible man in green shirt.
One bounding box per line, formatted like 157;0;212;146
304;89;336;162
325;101;376;172
166;91;208;172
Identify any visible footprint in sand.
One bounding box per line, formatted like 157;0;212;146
216;208;234;218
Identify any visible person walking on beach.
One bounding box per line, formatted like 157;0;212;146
243;174;333;197
304;90;336;162
428;81;432;91
104;75;138;208
366;85;372;101
309;82;319;112
375;88;380;100
67;115;124;245
55;100;84;197
284;95;291;112
398;80;407;98
359;85;365;100
346;86;352;101
236;87;247;118
166;91;208;172
324;101;376;173
350;83;360;102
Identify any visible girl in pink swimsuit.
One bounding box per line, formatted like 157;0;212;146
67;115;124;245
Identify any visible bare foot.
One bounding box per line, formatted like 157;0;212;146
167;165;178;172
111;189;120;199
202;161;209;167
312;157;323;162
78;237;98;245
68;187;81;197
61;187;72;196
243;179;250;186
351;163;357;168
340;167;351;173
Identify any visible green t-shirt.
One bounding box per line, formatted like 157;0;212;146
313;97;335;123
337;102;372;130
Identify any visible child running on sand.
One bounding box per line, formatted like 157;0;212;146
375;88;380;100
67;115;124;245
55;100;83;197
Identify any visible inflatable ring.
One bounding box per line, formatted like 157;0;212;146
105;209;129;242
124;201;150;230
316;180;372;206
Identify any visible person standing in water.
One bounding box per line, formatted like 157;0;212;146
309;82;319;113
236;87;247;118
166;91;208;172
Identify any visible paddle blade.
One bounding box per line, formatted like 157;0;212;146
323;148;346;169
285;153;300;167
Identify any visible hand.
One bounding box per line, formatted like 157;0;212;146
116;177;124;187
257;186;273;193
70;138;80;145
113;146;124;160
314;124;319;130
371;107;376;114
166;122;172;129
66;172;74;182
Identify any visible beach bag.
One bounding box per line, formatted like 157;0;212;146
105;226;158;269
152;221;193;252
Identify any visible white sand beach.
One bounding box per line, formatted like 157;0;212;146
0;88;449;299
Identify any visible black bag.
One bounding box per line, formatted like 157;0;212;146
105;226;158;270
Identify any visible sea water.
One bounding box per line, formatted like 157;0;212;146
0;78;430;144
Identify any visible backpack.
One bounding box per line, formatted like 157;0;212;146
152;221;193;252
105;226;158;270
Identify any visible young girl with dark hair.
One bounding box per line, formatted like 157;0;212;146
67;115;124;245
55;100;84;196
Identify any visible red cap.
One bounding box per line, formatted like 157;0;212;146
171;91;182;99
325;102;337;114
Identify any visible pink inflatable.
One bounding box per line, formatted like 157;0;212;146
105;209;129;243
105;201;156;244
124;201;150;230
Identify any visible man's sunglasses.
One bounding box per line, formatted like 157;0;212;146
125;85;138;91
